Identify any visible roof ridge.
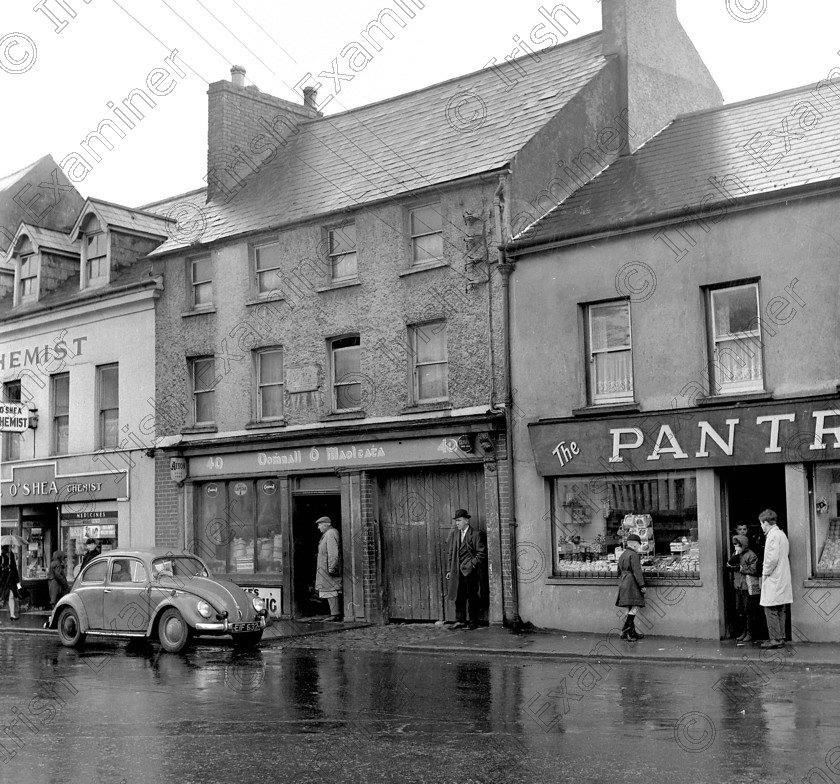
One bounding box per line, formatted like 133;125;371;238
139;187;206;211
87;196;174;221
300;30;604;125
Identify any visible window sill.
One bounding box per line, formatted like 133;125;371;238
696;391;772;407
213;572;284;586
244;419;287;430
181;424;217;435
546;576;702;587
398;259;449;277
400;401;453;414
181;306;216;318
572;402;639;418
803;578;840;587
315;279;361;293
321;409;366;421
245;295;285;307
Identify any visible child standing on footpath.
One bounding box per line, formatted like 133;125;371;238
729;534;759;645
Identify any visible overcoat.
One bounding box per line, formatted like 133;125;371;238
615;549;646;607
315;526;342;594
760;525;793;607
0;551;19;595
48;556;70;605
446;525;487;601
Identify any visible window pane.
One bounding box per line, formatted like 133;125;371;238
53;374;69;415
194;281;213;306
195;390;214;423
194;482;230;572
811;463;840;577
228;481;256;574
414;323;446;363
713;286;758;337
256;244;280;271
713;339;763;392
256;479;282;573
3;433;20;461
332;252;357;280
81;560;108;583
192;257;212;284
417;363;447;400
333;345;359;381
336;382;362;410
99;366;118;408
593;350;633;400
330;224;356;255
412;233;443;263
4;381;21;403
590;302;630;351
258;269;279;294
411;205;442;236
101;411;119;448
260;385;284;419
259;350;284;384
193;359;215;392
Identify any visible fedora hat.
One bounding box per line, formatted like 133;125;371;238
453;509;471;520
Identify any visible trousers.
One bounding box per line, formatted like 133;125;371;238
764;604;787;642
455;572;480;624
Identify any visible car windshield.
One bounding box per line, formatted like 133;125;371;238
151;556;208;578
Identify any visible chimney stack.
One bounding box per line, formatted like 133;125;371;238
303;86;318;111
230;65;246;88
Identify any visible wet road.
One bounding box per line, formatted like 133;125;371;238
1;633;838;784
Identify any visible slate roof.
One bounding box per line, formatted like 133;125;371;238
508;78;840;251
11;224;78;258
72;198;174;240
144;32;608;256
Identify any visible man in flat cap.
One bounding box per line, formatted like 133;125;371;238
445;509;486;630
315;516;342;621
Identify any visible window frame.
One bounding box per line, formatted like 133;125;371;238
253;346;285;422
409;320;449;404
2;380;22;461
188;253;213;309
51;372;70;455
407;202;444;267
109;557;148;585
96;363;119;449
84;230;109;286
189;356;216;426
80;559;108;584
327;222;359;283
584;298;634;406
706;280;764;396
17;254;38;304
252;239;283;299
329;335;362;412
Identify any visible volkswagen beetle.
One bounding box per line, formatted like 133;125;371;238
47;549;269;653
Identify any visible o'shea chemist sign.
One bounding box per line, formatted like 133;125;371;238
0;403;29;433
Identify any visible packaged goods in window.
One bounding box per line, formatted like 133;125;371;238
817;520;840;573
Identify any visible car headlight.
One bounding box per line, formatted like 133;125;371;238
252;596;266;613
196;600;214;619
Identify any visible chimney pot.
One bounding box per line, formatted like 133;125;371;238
303;86;318;110
231;65;246;88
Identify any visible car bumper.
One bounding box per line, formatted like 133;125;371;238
194;616;268;633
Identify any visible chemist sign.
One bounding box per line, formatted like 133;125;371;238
0;403;29;433
529;394;840;477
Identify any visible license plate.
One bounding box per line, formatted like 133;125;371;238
229;622;259;633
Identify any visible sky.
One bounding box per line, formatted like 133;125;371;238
0;0;837;207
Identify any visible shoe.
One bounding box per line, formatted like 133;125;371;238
735;631;748;642
620;616;633;640
761;640;784;649
628;616;645;640
736;634;752;646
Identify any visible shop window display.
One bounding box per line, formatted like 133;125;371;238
193;479;283;575
809;463;840;578
551;471;699;578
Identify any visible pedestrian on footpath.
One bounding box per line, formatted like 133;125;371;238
0;544;20;621
48;551;70;608
445;509;486;630
759;509;792;649
728;534;759;645
616;534;646;641
80;538;101;571
315;516;342;622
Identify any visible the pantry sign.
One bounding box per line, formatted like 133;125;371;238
529;394;840;476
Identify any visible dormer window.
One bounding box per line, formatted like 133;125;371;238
17;255;38;304
80;215;108;289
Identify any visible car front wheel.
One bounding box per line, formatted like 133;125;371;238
233;631;263;649
57;607;85;648
158;608;192;653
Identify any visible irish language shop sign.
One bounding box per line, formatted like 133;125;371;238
528;395;840;476
0;463;128;504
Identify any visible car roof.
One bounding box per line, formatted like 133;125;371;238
89;549;205;560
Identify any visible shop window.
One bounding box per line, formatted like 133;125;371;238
809;463;840;578
330;336;361;411
410;321;448;403
550;471;699;579
586;300;633;404
190;356;215;426
81;560;108;584
328;223;358;282
193;479;283;575
708;282;763;394
409;203;443;265
2;380;21;461
253;241;282;297
189;255;213;308
97;364;119;448
51;372;70;455
17;254;38;304
255;347;284;420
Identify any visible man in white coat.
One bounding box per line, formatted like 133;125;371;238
759;509;792;649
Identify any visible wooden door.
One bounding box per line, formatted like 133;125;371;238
378;467;486;621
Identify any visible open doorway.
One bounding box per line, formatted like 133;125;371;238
721;464;788;640
291;494;341;618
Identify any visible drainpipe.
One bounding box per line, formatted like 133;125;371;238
494;175;522;628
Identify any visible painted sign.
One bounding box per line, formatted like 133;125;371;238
61;511;118;522
169;457;187;485
0;336;87;370
528;395;840;476
187;435;478;478
0;403;29;433
0;463;128;504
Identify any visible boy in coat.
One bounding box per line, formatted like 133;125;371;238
727;534;759;644
759;509;792;649
616;534;646;641
445;509;486;630
0;544;20;620
315;516;342;621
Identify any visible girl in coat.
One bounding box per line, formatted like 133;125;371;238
616;534;646;641
48;551;70;608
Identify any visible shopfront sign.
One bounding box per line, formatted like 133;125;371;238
529;395;840;477
0;403;29;433
0;463;128;504
187;435;478;478
169;457;187;485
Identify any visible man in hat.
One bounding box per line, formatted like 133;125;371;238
315;516;342;621
445;509;486;630
80;538;101;571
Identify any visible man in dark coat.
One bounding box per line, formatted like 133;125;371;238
79;539;101;571
445;509;486;630
615;534;646;641
0;545;20;620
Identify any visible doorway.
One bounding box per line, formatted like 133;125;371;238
721;464;788;640
291;494;341;617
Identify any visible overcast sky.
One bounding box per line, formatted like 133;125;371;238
0;0;837;206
